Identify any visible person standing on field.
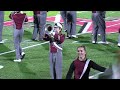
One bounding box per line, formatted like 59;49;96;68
9;11;28;62
0;11;4;44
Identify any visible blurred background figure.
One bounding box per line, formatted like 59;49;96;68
117;28;120;47
60;11;67;32
32;11;47;41
92;11;107;44
66;11;77;39
0;11;4;44
98;50;120;79
32;11;40;41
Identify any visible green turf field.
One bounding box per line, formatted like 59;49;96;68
4;11;120;21
0;11;120;79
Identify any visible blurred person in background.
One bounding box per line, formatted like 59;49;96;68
0;11;4;44
98;50;120;79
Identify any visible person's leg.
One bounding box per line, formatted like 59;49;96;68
19;29;25;59
39;11;47;41
0;11;4;42
14;29;21;60
118;33;120;47
92;13;99;43
55;50;62;79
49;53;56;79
70;11;77;37
32;15;39;40
97;15;106;42
60;11;67;31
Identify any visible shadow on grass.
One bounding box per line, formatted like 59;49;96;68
24;30;33;40
18;62;36;78
67;34;92;43
82;43;119;54
0;44;14;61
41;41;49;51
107;38;118;44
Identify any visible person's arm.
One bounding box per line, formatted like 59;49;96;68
54;34;65;44
90;60;106;72
9;12;14;19
66;61;75;79
24;14;28;22
43;34;51;41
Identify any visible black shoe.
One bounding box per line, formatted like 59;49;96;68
21;52;25;60
32;39;37;41
64;29;67;32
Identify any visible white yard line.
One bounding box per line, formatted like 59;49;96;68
77;11;89;13
111;12;115;14
0;41;49;56
89;72;104;79
2;39;8;42
82;22;92;33
106;23;120;28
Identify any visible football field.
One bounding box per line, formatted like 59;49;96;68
0;11;120;79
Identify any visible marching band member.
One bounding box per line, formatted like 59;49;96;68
43;23;65;79
9;11;28;62
66;45;106;79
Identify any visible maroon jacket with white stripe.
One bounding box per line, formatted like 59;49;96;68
9;12;28;29
43;33;65;53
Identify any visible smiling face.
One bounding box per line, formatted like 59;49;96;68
77;46;87;61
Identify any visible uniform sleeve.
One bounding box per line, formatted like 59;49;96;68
9;12;15;19
66;61;75;79
24;13;28;22
54;34;65;44
118;28;120;33
90;60;106;72
43;34;51;41
9;14;12;19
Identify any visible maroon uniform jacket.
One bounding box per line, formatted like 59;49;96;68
66;58;106;79
43;33;65;53
9;12;28;29
33;11;40;15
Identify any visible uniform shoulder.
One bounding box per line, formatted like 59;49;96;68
23;13;27;15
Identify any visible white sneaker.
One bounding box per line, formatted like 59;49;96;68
98;34;101;36
71;35;78;38
21;52;25;59
118;43;120;47
0;40;4;44
21;52;25;56
0;65;4;69
92;41;96;44
14;59;21;62
98;41;109;44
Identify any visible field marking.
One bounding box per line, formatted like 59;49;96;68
82;22;92;33
0;41;49;56
77;11;89;13
106;23;120;28
89;72;104;79
72;41;90;44
2;39;8;42
111;12;115;14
